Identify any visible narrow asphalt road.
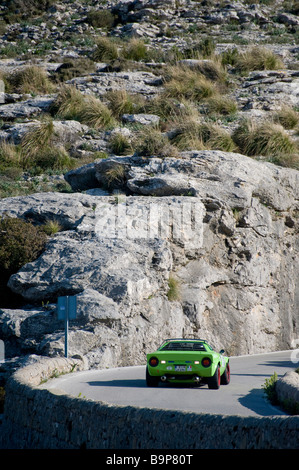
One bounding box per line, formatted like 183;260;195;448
41;350;296;417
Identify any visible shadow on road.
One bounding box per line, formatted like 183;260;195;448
87;379;204;389
258;359;295;369
238;388;285;416
87;379;146;388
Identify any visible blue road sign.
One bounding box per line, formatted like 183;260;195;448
57;295;77;320
57;295;77;358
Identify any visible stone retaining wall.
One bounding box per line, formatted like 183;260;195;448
276;371;299;410
0;356;299;449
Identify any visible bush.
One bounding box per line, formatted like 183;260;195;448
3;0;56;22
93;37;119;61
0;217;47;278
235;46;284;73
232;119;296;157
105;89;135;118
41;219;63;235
273;105;299;130
122;39;148;61
5;65;55;94
78;95;116;129
0;141;22;171
102;163;127;188
109;133;132;155
205;94;238;116
262;372;278;404
21;120;54;162
51;85;86;120
134;127;178;158
54;58;96;82
31;146;76;173
86;9;115;29
163;66;216;102
171;120;236;152
167;276;181;301
184;37;216;59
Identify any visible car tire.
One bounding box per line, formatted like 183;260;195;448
207;365;220;389
146;367;159;387
220;363;230;385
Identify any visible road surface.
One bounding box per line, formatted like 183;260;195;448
41;350;296;417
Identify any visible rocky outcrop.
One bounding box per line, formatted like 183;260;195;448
1;150;298;371
276;370;299;408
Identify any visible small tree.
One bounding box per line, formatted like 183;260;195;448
0;217;47;276
0;217;47;306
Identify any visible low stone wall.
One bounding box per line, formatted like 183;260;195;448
276;371;299;409
1;356;299;449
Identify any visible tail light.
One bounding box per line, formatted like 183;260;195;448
149;357;159;367
201;357;212;367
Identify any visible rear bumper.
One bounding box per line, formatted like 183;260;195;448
160;374;205;384
147;365;216;379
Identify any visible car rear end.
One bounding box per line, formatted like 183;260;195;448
147;350;218;384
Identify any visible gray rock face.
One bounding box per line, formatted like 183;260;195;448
67;71;163;97
1;150;298;370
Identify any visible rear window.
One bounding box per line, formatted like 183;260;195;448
160;342;207;351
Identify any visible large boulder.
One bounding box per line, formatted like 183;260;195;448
1;150;298;368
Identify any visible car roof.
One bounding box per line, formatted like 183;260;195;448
158;338;208;348
161;338;207;343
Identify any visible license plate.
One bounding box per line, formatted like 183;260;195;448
175;365;186;372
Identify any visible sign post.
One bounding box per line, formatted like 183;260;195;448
57;295;77;358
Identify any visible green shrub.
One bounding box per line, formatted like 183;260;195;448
3;0;56;22
171;120;236;152
51;85;86;120
184;37;216;59
102;163;127;188
235;46;284;73
186;58;228;84
273;105;299;130
205;94;238;116
134;127;179;158
122;39;148;61
262;372;278;404
54;58;96;82
163;66;216;102
21;119;54;163
232;119;296;157
109;133;132;155
41;219;63;235
93;37;119;61
32;146;76;172
86;9;116;29
5;65;55;94
0;141;22;170
105;89;135;118
221;47;240;67
0;217;47;277
78;95;116;129
167;276;181;301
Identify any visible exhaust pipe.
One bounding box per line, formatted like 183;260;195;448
161;376;167;382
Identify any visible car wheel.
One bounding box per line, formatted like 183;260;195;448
207;365;220;389
221;363;230;385
146;367;159;387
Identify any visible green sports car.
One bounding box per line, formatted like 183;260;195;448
146;338;230;389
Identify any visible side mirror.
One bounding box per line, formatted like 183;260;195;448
219;349;225;354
